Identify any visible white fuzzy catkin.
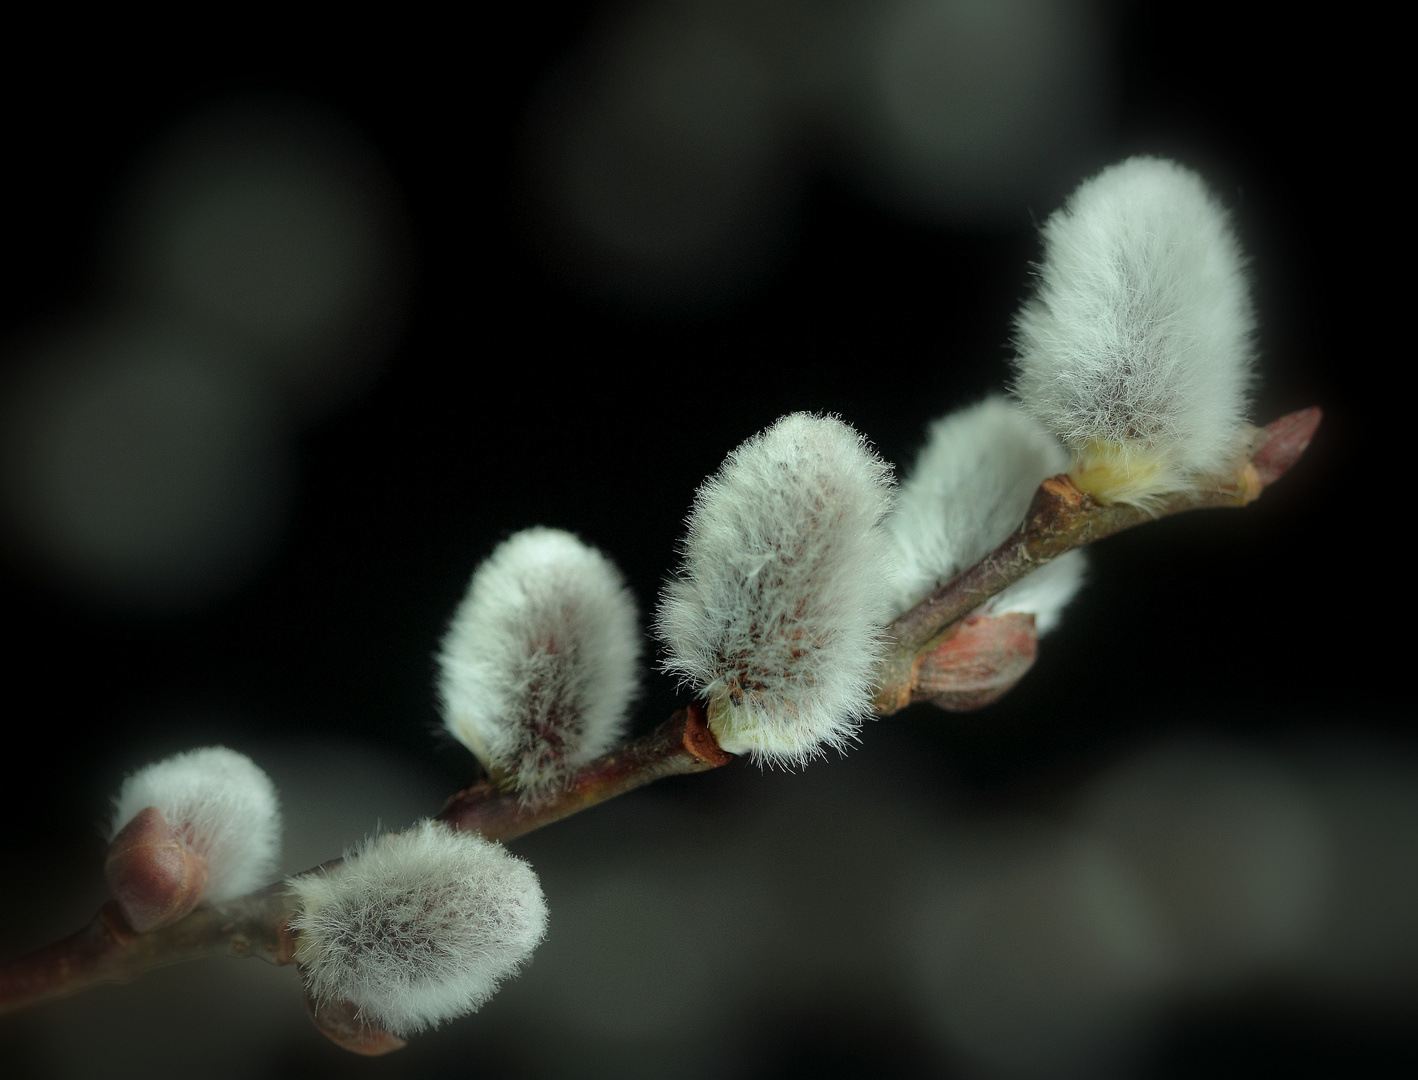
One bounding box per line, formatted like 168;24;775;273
109;745;281;902
656;412;895;767
290;820;548;1036
1012;156;1256;505
438;527;640;801
889;396;1084;634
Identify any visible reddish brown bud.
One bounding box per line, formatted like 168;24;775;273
1249;406;1322;489
302;980;407;1056
104;806;209;932
912;612;1038;711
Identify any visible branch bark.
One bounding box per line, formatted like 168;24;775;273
0;888;295;1016
873;408;1321;713
437;702;731;841
0;409;1319;1023
0;705;731;1017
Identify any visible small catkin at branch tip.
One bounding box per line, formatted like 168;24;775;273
656;412;895;768
108;746;281;909
1012;156;1256;508
289;820;548;1037
438;527;641;802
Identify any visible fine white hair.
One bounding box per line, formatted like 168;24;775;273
438;527;641;801
656;412;895;767
1012;156;1256;504
888;396;1084;634
290;820;548;1036
109;745;281;902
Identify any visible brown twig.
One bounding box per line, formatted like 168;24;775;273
873;407;1321;713
0;409;1318;1024
437;701;732;841
0;887;295;1016
0;705;731;1018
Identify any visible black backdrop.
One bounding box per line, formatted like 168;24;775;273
1;5;1402;1078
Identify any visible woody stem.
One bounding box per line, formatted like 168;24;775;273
873;407;1321;713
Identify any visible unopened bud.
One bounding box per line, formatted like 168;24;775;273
302;984;407;1056
913;612;1038;712
108;746;281;911
104;805;210;932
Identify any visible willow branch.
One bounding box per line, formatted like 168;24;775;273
0;705;730;1018
0;411;1317;1021
0;887;296;1016
874;407;1321;713
437;701;731;841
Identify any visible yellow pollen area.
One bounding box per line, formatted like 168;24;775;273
1067;439;1170;507
705;691;744;744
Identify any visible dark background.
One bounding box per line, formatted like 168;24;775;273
1;4;1402;1078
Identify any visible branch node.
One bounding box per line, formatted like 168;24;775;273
680;701;732;766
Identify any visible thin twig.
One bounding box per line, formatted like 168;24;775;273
0;705;730;1016
874;407;1321;713
437;702;731;841
0;409;1319;1021
0;887;295;1016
